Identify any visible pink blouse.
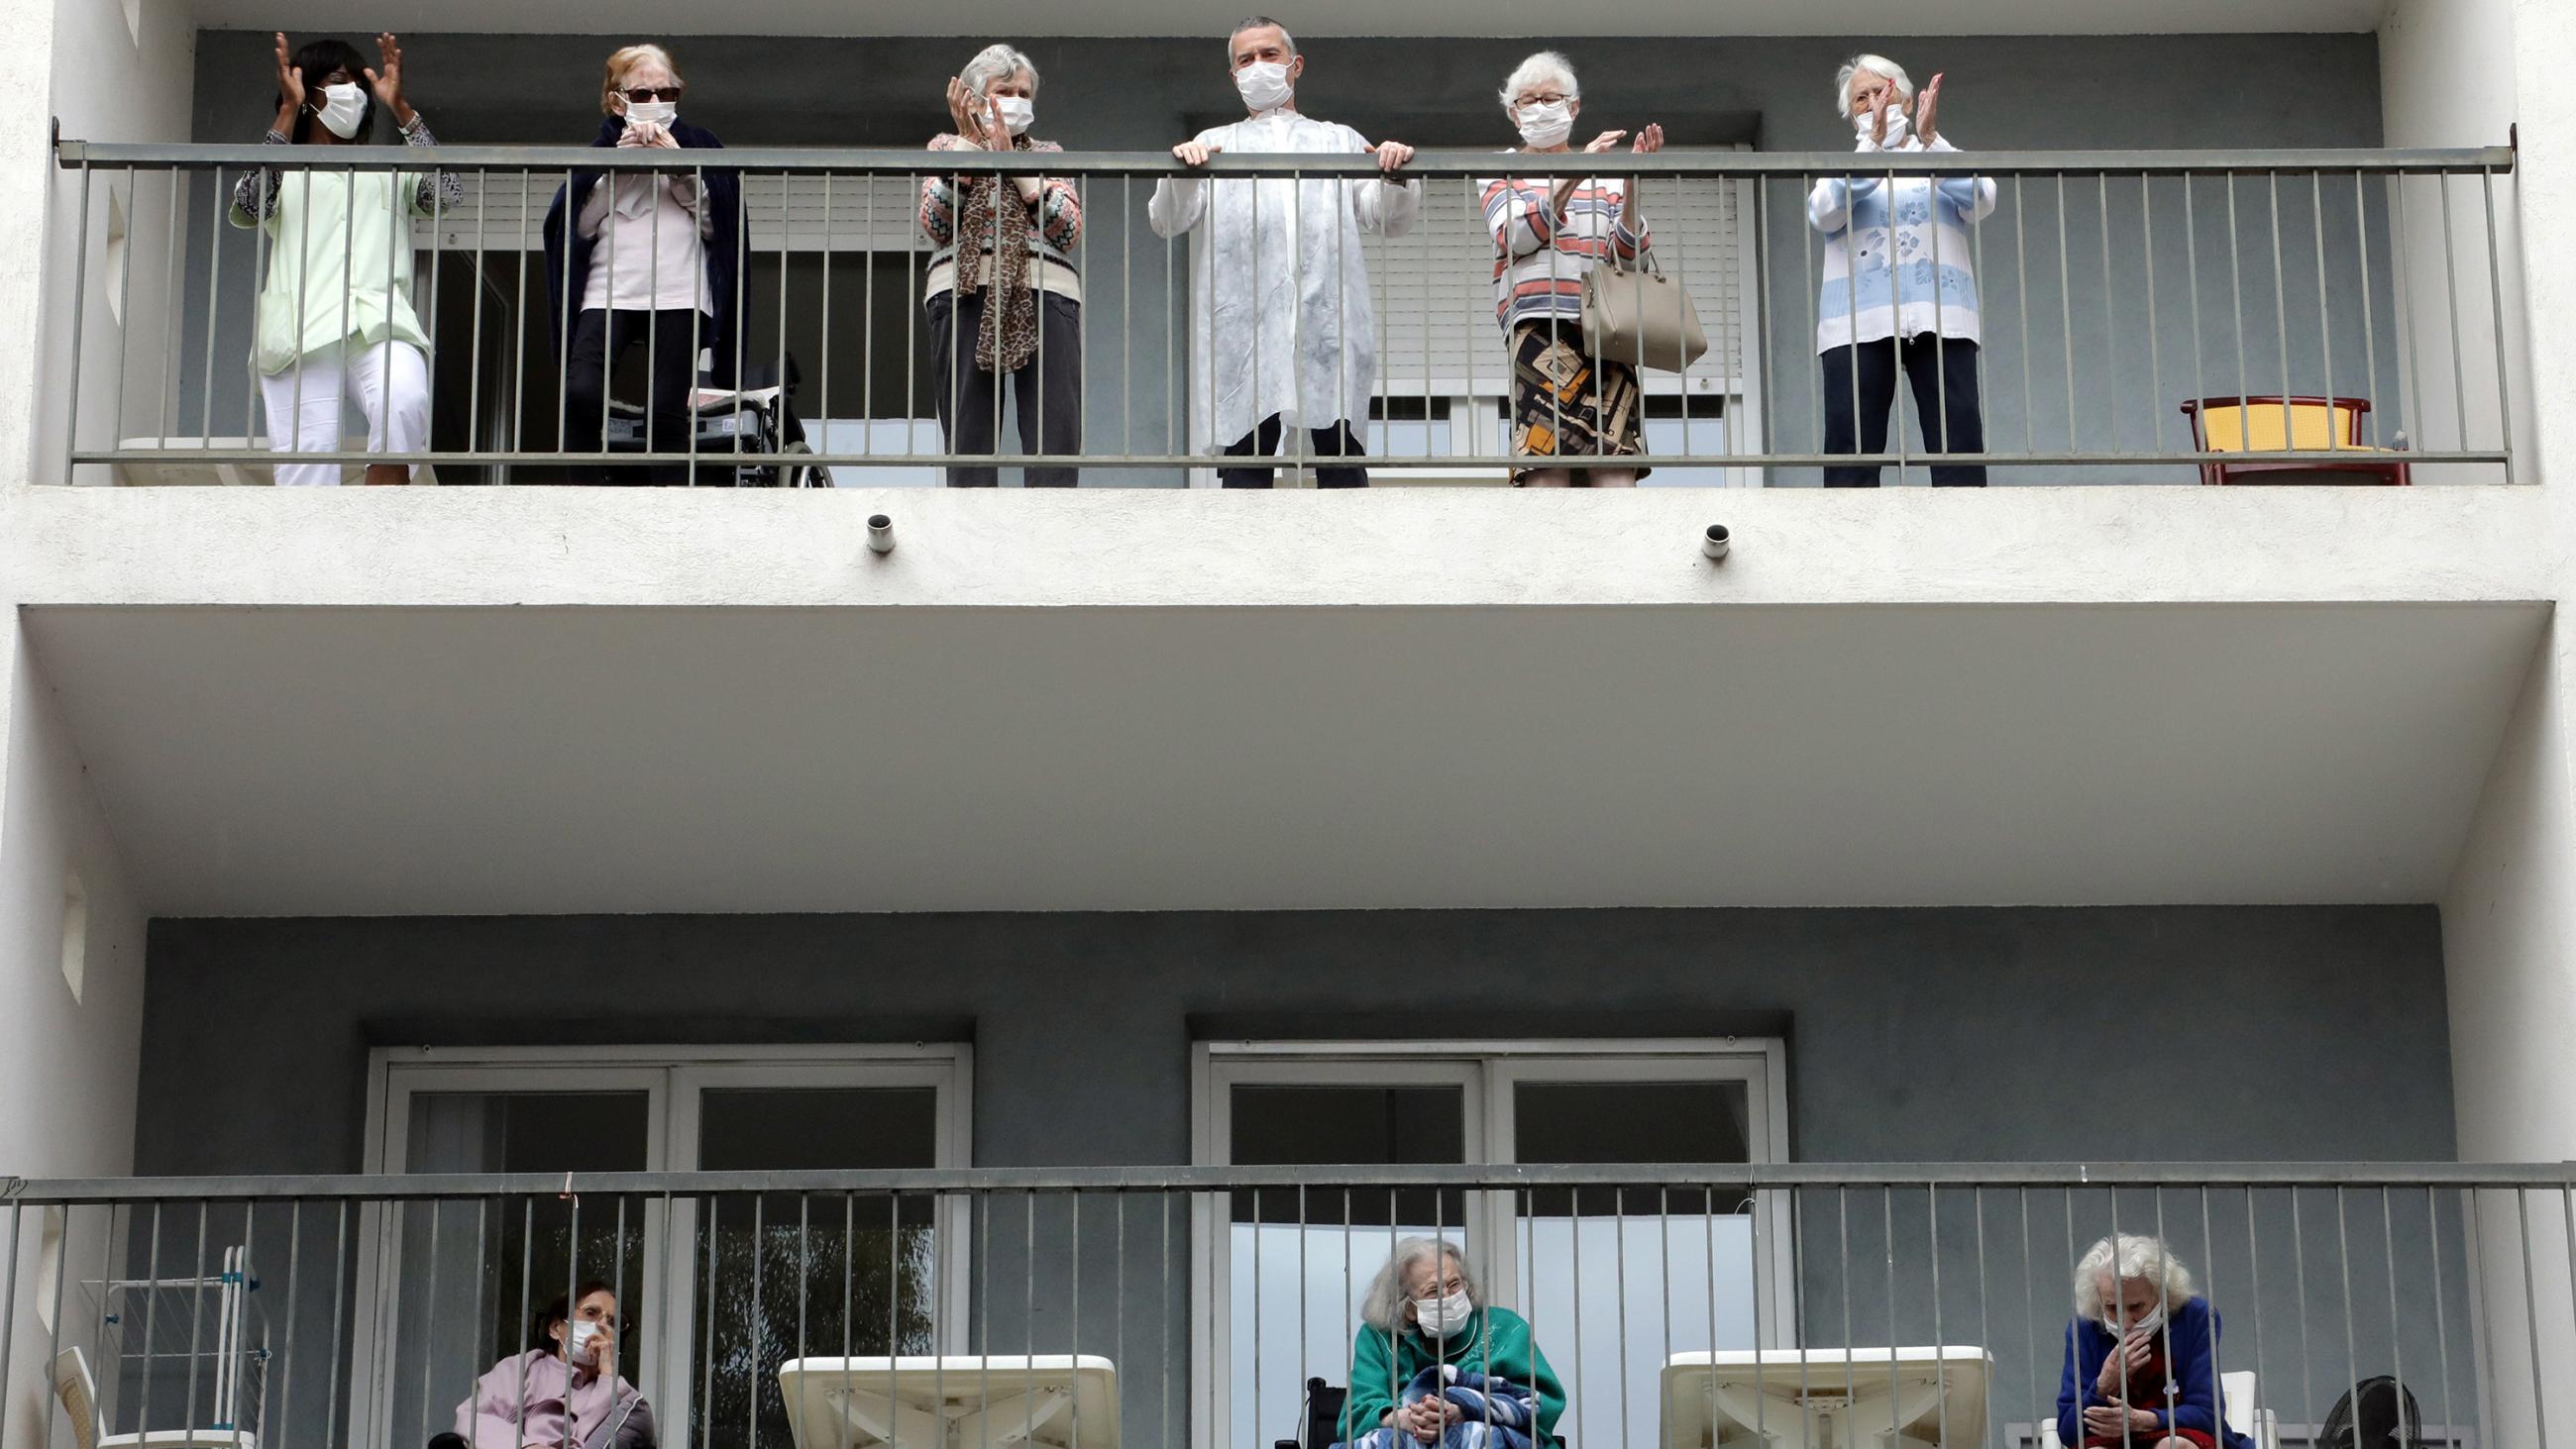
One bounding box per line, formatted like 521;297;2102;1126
455;1350;640;1449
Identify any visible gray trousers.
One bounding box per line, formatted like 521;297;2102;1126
925;289;1083;487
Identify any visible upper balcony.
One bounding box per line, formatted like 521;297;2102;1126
15;8;2532;499
37;140;2522;496
0;7;2552;918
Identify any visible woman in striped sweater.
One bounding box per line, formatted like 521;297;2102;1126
1479;52;1664;487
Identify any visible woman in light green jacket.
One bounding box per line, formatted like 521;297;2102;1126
230;32;458;484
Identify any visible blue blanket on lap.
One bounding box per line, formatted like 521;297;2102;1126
1337;1367;1538;1449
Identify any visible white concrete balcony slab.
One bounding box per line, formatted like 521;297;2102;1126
0;484;2548;916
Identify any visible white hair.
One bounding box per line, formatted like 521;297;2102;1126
2073;1234;2198;1321
1834;53;1914;116
1358;1237;1477;1332
1499;51;1579;118
961;43;1038;97
1227;15;1298;62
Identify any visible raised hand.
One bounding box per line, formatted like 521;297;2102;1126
1631;122;1665;154
1914;72;1945;146
1583;130;1627;155
271;33;304;112
945;76;984;142
2093;1332;2154;1395
1871;84;1895;148
364;33;412;126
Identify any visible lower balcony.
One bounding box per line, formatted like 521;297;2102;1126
5;1165;2568;1449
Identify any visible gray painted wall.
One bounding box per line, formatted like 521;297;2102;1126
170;31;2413;485
131;905;2473;1447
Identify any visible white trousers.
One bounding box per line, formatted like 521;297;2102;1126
259;338;430;486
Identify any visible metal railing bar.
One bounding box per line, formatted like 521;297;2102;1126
63;446;2517;468
53;142;2523;177
16;1162;2576;1202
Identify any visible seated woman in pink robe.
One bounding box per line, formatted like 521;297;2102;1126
448;1281;655;1449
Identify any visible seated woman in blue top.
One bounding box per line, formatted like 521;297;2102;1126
2057;1235;2255;1449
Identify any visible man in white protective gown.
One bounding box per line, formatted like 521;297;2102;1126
1147;15;1421;487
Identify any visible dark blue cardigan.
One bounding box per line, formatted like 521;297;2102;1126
540;117;743;384
2056;1298;2256;1449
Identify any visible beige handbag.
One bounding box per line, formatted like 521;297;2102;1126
1580;253;1708;371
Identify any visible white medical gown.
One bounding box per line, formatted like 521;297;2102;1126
1147;110;1421;454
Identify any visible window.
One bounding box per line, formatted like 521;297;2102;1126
356;1046;970;1449
1193;1041;1790;1449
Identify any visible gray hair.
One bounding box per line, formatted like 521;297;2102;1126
1833;52;1914;116
2073;1234;2197;1321
960;43;1038;97
1358;1237;1477;1331
1227;15;1298;62
1499;51;1579;119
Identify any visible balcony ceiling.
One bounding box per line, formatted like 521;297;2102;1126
193;0;2389;36
20;593;2542;916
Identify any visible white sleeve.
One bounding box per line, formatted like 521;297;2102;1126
1927;135;1997;223
1353;175;1421;237
576;179;613;241
1147;129;1220;238
1147;176;1209;238
1342;126;1419;237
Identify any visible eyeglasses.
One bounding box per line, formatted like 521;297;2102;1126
622;86;684;103
1518;93;1571;107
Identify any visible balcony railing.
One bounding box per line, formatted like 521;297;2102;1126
46;142;2520;487
7;1166;2569;1449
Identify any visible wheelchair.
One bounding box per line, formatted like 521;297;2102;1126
602;354;821;488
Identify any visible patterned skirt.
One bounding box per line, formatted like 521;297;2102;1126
1507;320;1650;483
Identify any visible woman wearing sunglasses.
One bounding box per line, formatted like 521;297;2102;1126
540;44;743;483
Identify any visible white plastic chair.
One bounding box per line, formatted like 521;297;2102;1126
52;1347;259;1449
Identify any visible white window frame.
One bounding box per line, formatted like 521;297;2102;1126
1189;1038;1793;1449
354;1043;973;1449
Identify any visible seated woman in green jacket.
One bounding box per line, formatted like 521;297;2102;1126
1340;1238;1565;1449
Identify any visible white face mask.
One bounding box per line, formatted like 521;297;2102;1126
1413;1291;1474;1339
314;82;368;140
2103;1302;2166;1340
992;96;1034;136
624;99;677;129
1516;100;1574;151
1858;104;1909;144
1234;60;1294;113
566;1319;605;1367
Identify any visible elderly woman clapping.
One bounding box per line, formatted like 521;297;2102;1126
920;43;1084;486
2056;1235;2255;1449
1806;54;1995;486
1479;51;1664;487
1339;1238;1564;1449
